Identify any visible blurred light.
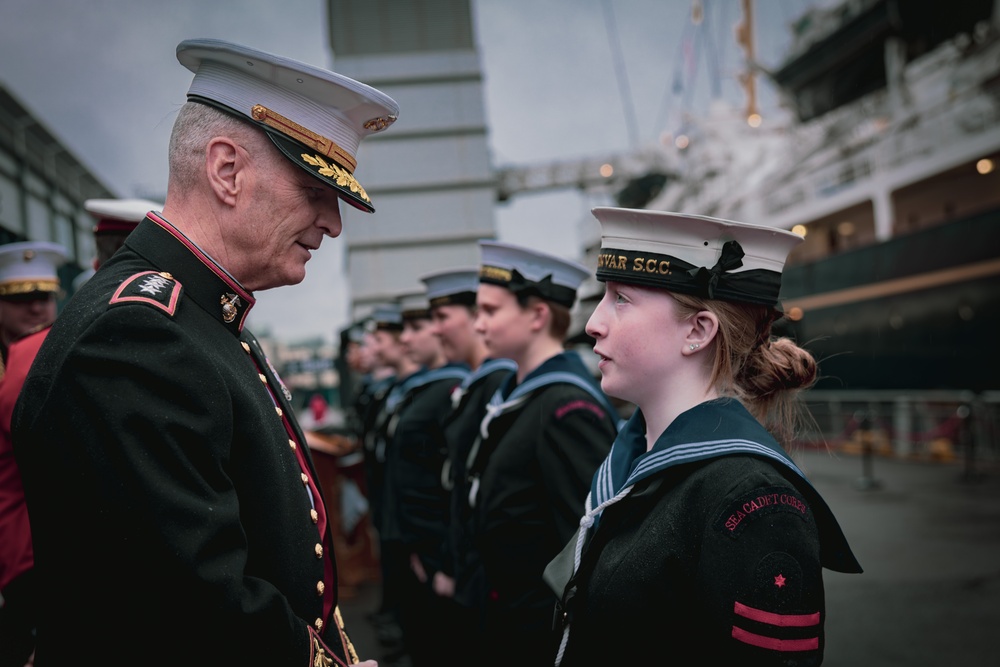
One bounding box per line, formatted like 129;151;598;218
599;163;614;178
837;221;855;236
675;134;690;150
747;113;762;128
976;158;994;174
787;307;804;322
791;224;808;237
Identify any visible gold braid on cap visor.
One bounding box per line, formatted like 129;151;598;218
251;104;370;204
0;280;59;296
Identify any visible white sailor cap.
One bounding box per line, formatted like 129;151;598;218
84;198;162;234
591;207;804;307
176;38;399;213
0;241;68;298
397;290;432;321
478;241;589;308
368;303;403;331
419;267;479;308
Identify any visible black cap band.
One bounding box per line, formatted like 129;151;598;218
596;240;783;307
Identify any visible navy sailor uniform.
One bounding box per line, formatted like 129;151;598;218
547;398;862;666
461;351;617;666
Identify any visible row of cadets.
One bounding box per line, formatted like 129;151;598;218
379;289;469;666
454;241;620;666
418;266;517;665
357;303;410;652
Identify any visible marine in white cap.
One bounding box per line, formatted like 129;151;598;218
547;207;862;666
12;39;398;667
0;241;67;368
457;241;618;663
72;197;162;291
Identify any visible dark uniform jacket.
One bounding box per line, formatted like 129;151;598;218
360;373;395;531
12;214;356;666
380;363;468;576
550;399;862;666
462;351;617;663
441;358;516;599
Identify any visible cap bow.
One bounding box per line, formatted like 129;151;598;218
688;240;745;299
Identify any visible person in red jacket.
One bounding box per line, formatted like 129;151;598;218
0;241;66;667
0;199;151;667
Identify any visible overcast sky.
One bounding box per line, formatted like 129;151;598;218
0;0;818;344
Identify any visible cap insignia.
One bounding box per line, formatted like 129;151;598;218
364;114;397;132
221;293;242;323
480;265;512;283
251;104;357;172
301;154;370;204
22;250;35;261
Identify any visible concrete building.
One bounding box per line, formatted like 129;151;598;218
326;0;499;317
0;84;111;287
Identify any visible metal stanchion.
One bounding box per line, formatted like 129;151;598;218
854;409;883;491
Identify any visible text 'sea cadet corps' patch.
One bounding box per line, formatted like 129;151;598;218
715;485;811;540
109;271;183;316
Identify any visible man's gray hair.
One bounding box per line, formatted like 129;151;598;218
167;102;261;189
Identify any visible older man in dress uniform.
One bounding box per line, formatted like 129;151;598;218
11;39;398;667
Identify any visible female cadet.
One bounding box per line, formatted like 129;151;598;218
463;242;618;666
547;207;862;666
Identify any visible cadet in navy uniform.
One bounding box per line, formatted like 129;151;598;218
546;208;862;666
380;290;468;666
462;242;618;666
418;267;515;659
11;39;398;667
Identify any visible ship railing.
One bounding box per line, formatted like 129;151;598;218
795;389;1000;473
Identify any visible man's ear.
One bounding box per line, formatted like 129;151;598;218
683;309;719;356
204;137;243;206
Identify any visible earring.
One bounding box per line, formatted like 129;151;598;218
689;344;700;350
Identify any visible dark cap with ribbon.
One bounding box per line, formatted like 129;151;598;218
591;207;803;307
479;241;589;309
176;38;399;213
368;303;403;332
420;267;479;308
397;290;432;322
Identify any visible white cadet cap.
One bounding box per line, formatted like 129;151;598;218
419;267;479;308
397;290;431;321
176;38;399;213
478;241;589;308
84;198;162;234
368;302;403;332
0;241;68;297
591;207;804;307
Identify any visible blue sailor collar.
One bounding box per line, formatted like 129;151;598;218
385;362;469;413
588;397;862;573
499;350;595;400
592;398;801;506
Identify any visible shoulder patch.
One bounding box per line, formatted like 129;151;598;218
109;271;183;316
715;485;810;539
555;398;606;421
